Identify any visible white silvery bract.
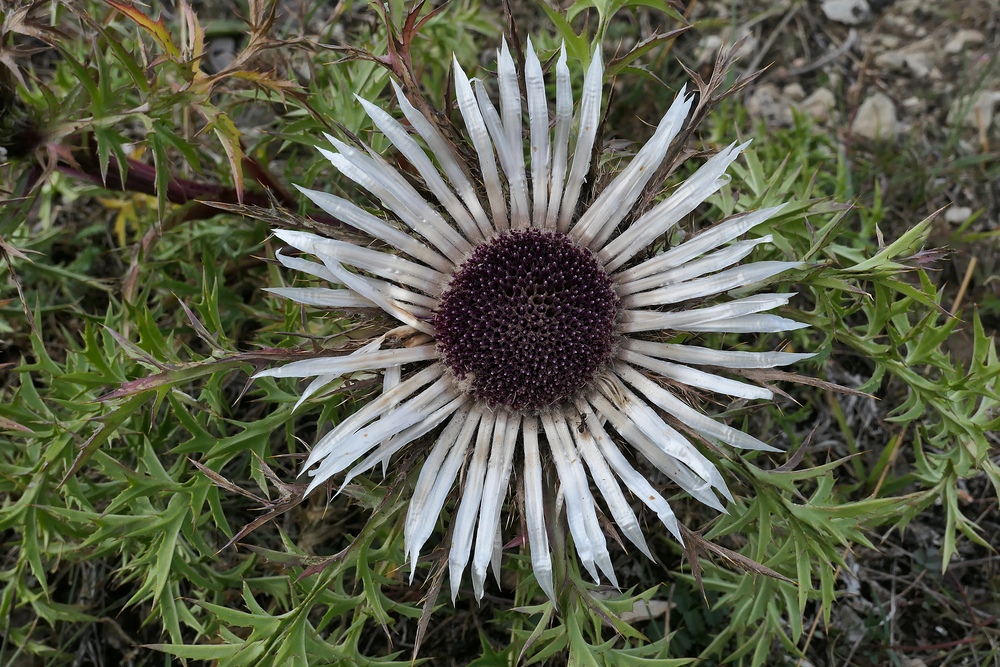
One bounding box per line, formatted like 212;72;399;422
256;38;811;602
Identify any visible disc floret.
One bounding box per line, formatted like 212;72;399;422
434;230;618;412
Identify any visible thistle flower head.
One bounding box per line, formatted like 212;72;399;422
434;228;619;412
257;37;811;602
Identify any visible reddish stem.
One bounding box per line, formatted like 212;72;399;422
58;141;343;228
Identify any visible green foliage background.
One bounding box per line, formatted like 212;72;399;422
1;1;998;665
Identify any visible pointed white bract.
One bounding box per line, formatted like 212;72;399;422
521;416;555;599
471;412;519;599
558;51;603;233
406;406;481;580
449;410;494;602
545;44;572;230
570;86;692;249
524;37;550;229
257;38;811;603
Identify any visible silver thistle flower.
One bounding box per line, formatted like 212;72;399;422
257;38;811;602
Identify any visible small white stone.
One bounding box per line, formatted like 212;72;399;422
851;92;898;139
205;36;237;74
801;88;837;122
945;29;985;54
705;1;731;20
883;16;910;34
696;28;758;66
947;91;1000;129
617;599;673;624
732;31;760;60
695;35;723;66
746;83;794;127
878;34;902;50
783;83;806;102
874;36;941;80
906;53;935;79
944;207;973;224
822;0;871;25
874;50;906;71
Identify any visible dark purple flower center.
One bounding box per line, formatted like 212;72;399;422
433;230;618;412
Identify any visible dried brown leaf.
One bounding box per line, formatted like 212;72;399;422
682;525;794;584
189;458;266;503
411;550;447;662
0;416;33;433
737;368;875;399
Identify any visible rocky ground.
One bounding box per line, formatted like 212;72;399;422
692;0;999;327
680;2;1000;665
